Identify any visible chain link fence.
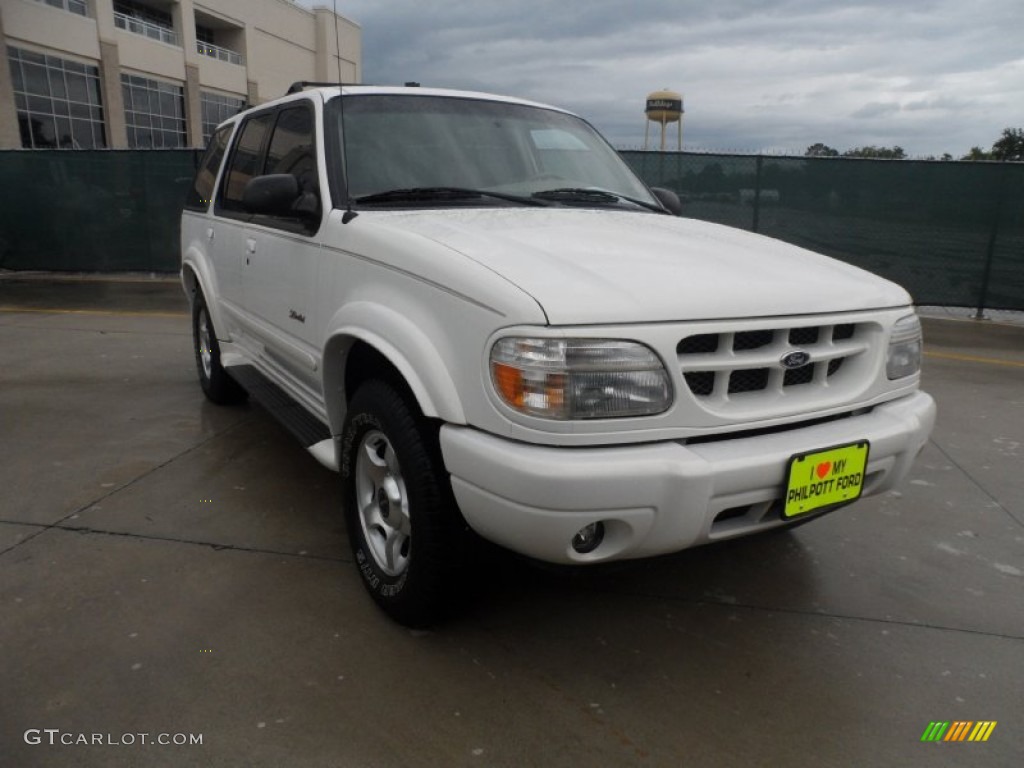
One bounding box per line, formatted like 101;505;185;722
621;151;1024;312
0;149;1021;312
0;149;199;273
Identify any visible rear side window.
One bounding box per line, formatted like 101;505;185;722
185;124;232;211
219;112;275;212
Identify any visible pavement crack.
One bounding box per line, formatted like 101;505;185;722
588;587;1024;642
0;520;348;562
927;436;1024;530
0;416;255;559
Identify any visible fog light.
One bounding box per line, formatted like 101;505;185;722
571;522;605;554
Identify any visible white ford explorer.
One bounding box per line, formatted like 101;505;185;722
181;84;936;626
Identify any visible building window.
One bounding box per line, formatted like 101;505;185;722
121;74;185;148
200;91;246;144
33;0;88;16
113;0;178;45
196;25;216;46
113;0;173;28
7;46;106;149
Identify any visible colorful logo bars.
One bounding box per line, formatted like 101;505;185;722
921;721;997;742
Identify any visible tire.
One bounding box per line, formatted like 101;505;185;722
192;290;247;405
340;379;466;627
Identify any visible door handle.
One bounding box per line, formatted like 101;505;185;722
206;227;215;241
246;239;256;254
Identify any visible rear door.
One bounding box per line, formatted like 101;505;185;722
218;100;321;397
182;123;234;321
214;109;275;345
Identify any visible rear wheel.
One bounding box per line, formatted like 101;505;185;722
341;379;466;627
192;290;246;405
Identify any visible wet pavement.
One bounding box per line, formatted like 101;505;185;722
1;276;1022;767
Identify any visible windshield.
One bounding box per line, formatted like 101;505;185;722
325;93;657;207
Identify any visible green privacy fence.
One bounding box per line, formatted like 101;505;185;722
621;151;1024;312
1;149;1022;311
0;149;199;273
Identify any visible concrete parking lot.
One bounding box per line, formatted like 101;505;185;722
1;276;1022;767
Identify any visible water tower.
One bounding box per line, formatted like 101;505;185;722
644;89;684;151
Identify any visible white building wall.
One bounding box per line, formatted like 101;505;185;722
0;0;362;148
114;29;185;81
2;0;101;60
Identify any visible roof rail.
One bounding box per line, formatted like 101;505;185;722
285;81;422;95
286;81;355;95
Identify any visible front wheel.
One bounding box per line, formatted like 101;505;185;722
340;380;466;627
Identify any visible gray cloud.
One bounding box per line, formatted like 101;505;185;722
306;0;1024;156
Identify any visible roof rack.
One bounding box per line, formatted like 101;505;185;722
285;81;420;95
286;81;355;95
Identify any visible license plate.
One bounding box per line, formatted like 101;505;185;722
784;441;870;519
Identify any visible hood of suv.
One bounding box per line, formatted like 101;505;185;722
373;209;911;325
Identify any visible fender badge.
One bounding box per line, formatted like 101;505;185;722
781;350;811;369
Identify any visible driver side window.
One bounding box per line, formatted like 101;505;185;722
219;111;274;214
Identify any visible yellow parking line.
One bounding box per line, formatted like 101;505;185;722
925;350;1024;369
0;306;187;319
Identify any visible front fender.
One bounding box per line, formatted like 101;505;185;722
322;301;466;433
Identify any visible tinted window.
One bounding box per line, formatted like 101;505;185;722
259;105;321;229
185;124;232;211
265;106;315;179
219;112;274;211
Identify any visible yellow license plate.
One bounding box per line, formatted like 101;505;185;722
784;441;870;519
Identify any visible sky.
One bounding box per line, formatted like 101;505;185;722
302;0;1024;157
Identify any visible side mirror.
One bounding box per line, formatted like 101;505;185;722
242;174;300;215
651;187;682;216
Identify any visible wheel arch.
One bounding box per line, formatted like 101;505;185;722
322;302;467;436
180;253;228;338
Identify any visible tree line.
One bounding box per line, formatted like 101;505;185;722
805;127;1024;161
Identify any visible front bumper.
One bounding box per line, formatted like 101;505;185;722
440;392;936;564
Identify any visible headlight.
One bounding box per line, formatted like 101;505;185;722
887;314;923;380
490;338;673;420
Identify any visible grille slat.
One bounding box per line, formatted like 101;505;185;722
788;327;820;346
678;334;720;355
783;364;816;387
684;371;716;396
832;324;856;341
733;330;774;351
728;368;770;394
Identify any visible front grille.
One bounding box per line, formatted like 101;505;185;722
677;321;869;407
728;368;770;393
783;365;815;387
833;324;856;341
733;330;774;351
788;326;820;345
684;371;716;396
679;334;720;355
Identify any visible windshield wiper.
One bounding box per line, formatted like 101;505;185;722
354;187;548;207
531;187;666;213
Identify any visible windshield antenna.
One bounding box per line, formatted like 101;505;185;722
333;0;357;223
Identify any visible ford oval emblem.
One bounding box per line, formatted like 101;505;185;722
781;350;811;370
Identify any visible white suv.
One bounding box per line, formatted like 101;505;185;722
181;84;935;626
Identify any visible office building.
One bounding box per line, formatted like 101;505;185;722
0;0;361;148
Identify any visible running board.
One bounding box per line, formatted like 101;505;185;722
228;365;338;471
